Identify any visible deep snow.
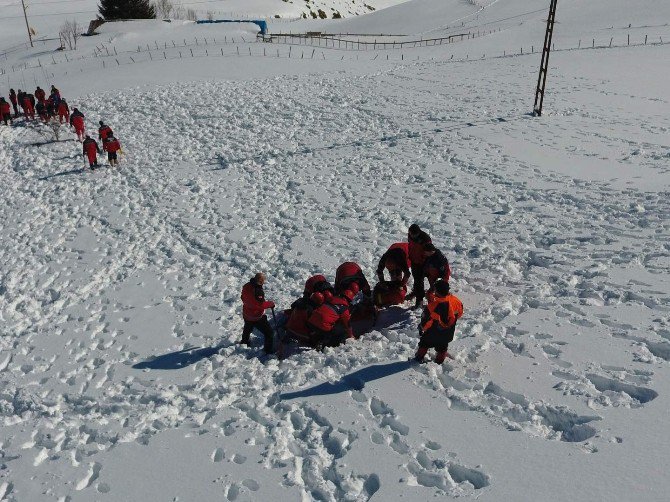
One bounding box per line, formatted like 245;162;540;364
1;0;669;501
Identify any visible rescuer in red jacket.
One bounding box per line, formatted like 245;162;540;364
307;288;356;347
22;93;35;120
240;273;275;354
334;262;371;296
0;98;11;125
57;99;70;124
70;108;85;141
303;274;333;299
35;86;46;104
415;280;463;364
103;134;122;166
82;135;102;169
376;242;411;284
407;224;433;308
98;121;113;141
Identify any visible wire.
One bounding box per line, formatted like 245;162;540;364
0;9;96;19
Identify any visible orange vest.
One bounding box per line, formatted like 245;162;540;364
421;294;463;332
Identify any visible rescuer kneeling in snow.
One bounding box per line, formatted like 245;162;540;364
414;280;463;364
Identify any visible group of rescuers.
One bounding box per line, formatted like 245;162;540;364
240;224;464;364
1;85;122;169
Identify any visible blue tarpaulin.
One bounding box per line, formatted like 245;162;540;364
196;19;268;35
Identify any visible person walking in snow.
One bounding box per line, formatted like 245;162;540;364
22;92;35;120
35;86;46;104
9;89;19;118
57;99;70;124
102;133;122;166
0;98;12;125
36;101;49;123
422;243;451;302
82;135;102;169
69;108;85;141
98;121;113;141
407;224;433;309
50;85;61;107
414;280;463;364
240;273;276;354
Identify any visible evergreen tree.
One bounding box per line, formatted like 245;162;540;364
99;0;155;21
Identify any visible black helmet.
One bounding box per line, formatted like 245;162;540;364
434;280;450;297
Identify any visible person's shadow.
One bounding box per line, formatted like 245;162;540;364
280;360;411;400
132;346;220;370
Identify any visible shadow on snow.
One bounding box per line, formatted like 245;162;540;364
132;346;220;370
280;360;411;401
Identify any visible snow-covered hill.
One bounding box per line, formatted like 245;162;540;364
1;0;670;501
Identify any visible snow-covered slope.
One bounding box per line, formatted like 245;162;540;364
1;0;670;501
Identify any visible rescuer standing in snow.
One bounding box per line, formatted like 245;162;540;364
414;280;463;364
240;273;276;354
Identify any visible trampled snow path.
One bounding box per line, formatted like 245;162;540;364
1;45;669;500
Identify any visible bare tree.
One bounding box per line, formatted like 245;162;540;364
59;20;81;50
154;0;174;19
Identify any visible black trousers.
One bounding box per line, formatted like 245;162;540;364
410;265;425;302
418;326;455;352
242;315;274;353
11;103;18;116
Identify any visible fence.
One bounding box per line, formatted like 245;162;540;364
1;31;668;77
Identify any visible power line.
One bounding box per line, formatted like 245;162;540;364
0;9;96;19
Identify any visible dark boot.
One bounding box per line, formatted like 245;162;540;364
435;351;450;364
414;347;428;362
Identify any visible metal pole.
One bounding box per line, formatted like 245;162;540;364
21;0;34;48
533;0;558;116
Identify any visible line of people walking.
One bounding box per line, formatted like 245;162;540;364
240;224;463;364
2;84;123;170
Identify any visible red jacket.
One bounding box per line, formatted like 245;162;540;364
99;125;113;140
241;279;273;321
83;138;99;157
308;297;352;334
0;102;10;114
35;88;46;102
285;298;314;336
335;262;370;294
71;115;84;130
408;229;432;266
57;102;69;116
103;138;121;152
22;96;34;111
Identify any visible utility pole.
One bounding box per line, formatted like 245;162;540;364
21;0;34;48
533;0;558;116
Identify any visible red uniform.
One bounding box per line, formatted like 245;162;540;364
70;113;85;140
377;242;410;282
0;101;11;124
98;125;113;141
241;281;273;321
335;262;370;295
57;102;69;123
82;137;100;166
408;229;432;267
103;138;121;152
22;96;34;120
308;296;353;340
35;88;46;103
285;298;316;338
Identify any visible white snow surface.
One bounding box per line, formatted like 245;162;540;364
1;0;670;501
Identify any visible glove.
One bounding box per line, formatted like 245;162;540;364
264;301;275;309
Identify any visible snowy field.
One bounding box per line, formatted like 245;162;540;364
1;0;670;501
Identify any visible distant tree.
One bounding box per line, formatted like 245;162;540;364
99;0;156;21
